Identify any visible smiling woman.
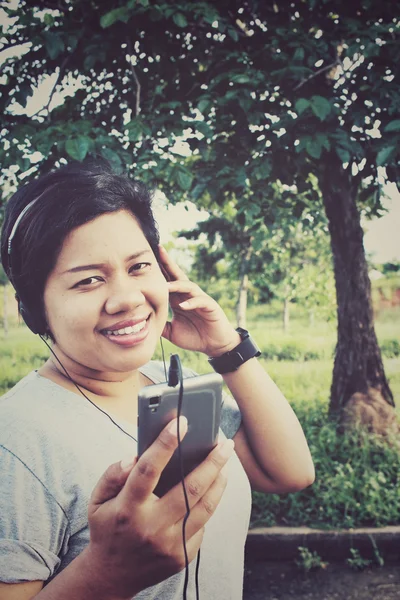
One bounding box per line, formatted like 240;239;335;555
0;158;314;600
41;210;168;377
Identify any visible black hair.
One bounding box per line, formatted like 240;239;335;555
0;157;160;334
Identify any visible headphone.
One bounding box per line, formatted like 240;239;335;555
7;195;49;335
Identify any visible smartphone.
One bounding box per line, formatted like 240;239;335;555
138;372;223;496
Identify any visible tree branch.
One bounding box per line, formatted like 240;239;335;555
293;60;340;91
126;37;141;116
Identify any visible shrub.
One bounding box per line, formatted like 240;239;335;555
380;339;400;358
251;401;400;530
260;341;327;362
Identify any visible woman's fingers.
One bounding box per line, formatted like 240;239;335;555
119;417;188;505
177;467;228;540
167;280;204;296
89;458;137;510
178;296;217;313
159;439;235;523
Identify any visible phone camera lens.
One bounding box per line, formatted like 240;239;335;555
149;396;161;411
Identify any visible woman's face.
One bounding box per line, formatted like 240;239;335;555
43;210;169;376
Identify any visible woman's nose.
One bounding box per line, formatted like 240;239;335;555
104;276;146;314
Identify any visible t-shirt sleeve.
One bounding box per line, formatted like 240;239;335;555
181;365;242;440
219;389;242;439
0;445;70;583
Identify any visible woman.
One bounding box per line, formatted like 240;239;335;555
0;159;314;599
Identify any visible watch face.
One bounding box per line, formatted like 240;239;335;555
236;327;249;340
209;333;261;374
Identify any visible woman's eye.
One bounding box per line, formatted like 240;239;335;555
75;276;103;287
130;262;151;272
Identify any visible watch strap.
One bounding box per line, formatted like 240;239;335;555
208;328;261;374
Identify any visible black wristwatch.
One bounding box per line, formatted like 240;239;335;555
208;327;261;374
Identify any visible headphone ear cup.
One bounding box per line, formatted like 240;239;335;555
19;302;44;335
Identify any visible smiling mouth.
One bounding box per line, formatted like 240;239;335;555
101;317;149;337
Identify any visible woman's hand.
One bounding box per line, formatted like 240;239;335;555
84;417;234;599
159;246;240;357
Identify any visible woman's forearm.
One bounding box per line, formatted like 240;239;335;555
225;356;315;492
33;547;134;600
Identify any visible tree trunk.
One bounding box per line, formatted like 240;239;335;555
2;284;8;338
283;296;290;332
235;241;253;329
319;157;395;433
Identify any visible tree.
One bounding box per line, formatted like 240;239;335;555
0;265;9;337
260;216;335;333
1;0;398;430
183;179;333;332
180;200;268;329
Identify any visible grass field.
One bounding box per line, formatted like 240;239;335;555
1;305;400;404
1;305;399;529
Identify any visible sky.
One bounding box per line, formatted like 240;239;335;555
153;187;400;265
362;183;400;264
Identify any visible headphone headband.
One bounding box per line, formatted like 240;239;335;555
7;191;51;335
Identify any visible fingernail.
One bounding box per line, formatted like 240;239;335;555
168;416;188;436
179;301;189;308
218;439;235;458
120;456;135;471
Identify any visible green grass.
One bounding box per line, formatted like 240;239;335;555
1;307;399;530
0;327;50;393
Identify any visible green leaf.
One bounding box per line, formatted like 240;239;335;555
197;98;211;114
293;47;305;62
43;13;55;26
100;7;130;28
65;137;91;161
191;183;206;200
173;13;188;28
235;168;247;187
228;28;239;42
319;134;330;151
84;54;97;70
238;96;253;112
17;156;31;173
295;98;310;115
376;145;396;166
36;138;55;156
310;96;331;121
306;138;322;159
176;168;193;190
67;34;78;51
126;120;143;142
101;147;123;171
253;160;272;180
335;146;351;164
43;31;65;60
194;121;213;137
231;74;251;84
384;120;400;133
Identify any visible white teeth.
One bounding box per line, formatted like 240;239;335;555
104;320;147;336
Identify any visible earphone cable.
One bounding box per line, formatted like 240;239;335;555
174;356;191;600
159;336;168;382
195;548;201;600
39;336;138;442
41;338;198;600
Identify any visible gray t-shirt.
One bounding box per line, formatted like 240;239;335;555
0;361;251;599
